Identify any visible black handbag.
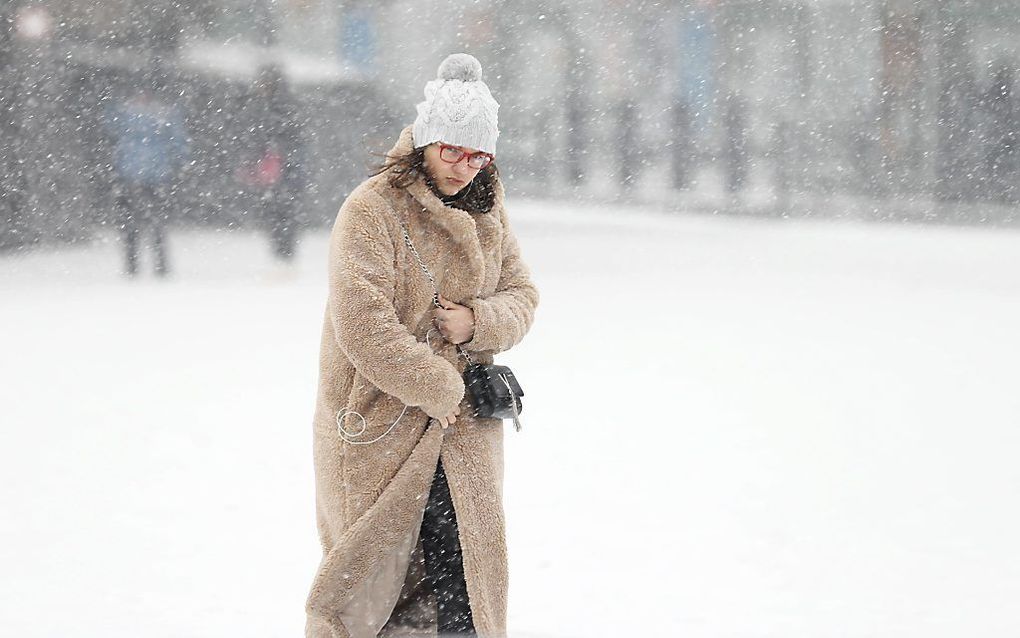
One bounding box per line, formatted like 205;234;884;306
399;221;525;431
464;362;524;425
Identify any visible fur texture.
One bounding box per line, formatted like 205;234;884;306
306;125;539;637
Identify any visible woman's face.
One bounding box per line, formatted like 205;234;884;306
423;142;485;196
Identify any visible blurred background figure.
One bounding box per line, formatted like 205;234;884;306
237;64;307;266
105;67;190;277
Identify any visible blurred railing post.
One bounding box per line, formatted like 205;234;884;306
617;99;639;191
671;100;693;190
773;118;792;213
0;0;27;250
934;0;973;209
723;93;748;194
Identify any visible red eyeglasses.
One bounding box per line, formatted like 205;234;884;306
437;143;494;170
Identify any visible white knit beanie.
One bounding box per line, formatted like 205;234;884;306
412;53;500;155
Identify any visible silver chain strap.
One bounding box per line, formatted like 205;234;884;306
399;221;475;366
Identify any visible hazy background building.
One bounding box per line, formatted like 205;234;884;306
2;0;1019;250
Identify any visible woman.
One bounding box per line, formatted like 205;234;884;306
306;54;539;638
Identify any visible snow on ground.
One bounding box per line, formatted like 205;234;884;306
2;199;1020;637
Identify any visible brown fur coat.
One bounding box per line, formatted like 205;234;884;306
305;125;539;637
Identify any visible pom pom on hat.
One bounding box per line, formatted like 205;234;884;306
437;53;483;82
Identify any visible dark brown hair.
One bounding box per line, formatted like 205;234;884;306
370;146;499;214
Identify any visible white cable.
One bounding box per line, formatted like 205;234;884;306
337;328;445;445
426;327;440;350
336;404;413;446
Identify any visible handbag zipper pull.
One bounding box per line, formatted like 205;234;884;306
500;372;523;432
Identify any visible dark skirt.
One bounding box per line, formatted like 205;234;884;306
380;457;477;636
420;458;476;636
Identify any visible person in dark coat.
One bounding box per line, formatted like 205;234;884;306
106;72;189;277
242;64;306;263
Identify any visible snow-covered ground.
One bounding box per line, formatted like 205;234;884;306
2;199;1020;637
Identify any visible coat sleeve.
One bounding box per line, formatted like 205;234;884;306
328;189;465;417
462;207;540;354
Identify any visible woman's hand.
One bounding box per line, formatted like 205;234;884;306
434;294;475;345
431;404;461;430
